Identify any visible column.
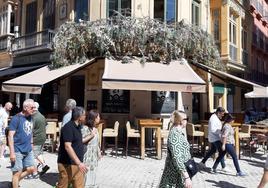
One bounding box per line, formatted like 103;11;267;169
7;4;11;34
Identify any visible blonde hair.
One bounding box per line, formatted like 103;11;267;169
170;110;186;125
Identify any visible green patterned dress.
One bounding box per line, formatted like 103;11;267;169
159;126;191;188
81;126;100;188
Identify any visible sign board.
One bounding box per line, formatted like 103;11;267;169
102;89;130;113
151;91;177;114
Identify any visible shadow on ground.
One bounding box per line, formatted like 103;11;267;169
206;179;247;188
0;181;11;187
40;172;58;186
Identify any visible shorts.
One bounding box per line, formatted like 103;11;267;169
265;155;268;170
11;151;34;172
33;145;44;158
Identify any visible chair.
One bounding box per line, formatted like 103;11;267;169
102;121;119;157
186;123;204;154
126;121;140;157
44;122;57;152
202;124;209;155
239;124;252;158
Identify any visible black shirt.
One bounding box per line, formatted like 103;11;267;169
57;121;83;165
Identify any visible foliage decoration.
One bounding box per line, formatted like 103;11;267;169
51;12;225;71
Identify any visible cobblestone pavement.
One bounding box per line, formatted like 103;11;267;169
0;150;267;188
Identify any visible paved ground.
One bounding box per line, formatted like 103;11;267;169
0;149;267;188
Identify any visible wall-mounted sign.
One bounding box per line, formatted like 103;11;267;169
151;91;177;114
102;89;130;113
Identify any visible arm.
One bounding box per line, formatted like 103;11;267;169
258;170;268;188
221;127;227;151
8;130;16;162
64;142;88;174
82;129;97;144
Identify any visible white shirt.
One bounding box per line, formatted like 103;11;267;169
0;108;9;136
208;113;222;143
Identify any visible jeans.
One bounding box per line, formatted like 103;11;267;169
212;144;241;173
11;151;34;172
201;140;226;168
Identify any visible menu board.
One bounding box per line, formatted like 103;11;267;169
102;89;130;113
151;91;177;114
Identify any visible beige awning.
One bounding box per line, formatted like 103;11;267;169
193;62;262;88
102;58;206;92
245;86;268;98
2;58;96;94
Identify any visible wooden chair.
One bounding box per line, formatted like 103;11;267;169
44;121;57;152
186;123;204;154
239;124;252;158
126;121;140;157
202;124;209;155
102;121;119;157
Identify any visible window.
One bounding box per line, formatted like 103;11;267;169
154;0;176;23
43;0;55;29
107;0;131;17
212;9;220;50
229;12;237;45
75;0;89;22
192;0;200;26
26;1;37;34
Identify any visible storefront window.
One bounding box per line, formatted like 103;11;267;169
151;91;177;114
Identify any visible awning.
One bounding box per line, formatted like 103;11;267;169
2;58;96;94
192;62;262;88
102;58;206;92
245;86;268;98
0;65;44;77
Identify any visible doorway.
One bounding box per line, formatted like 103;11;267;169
70;75;85;107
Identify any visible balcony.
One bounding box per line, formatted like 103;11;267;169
229;44;237;61
0;34;14;52
12;29;55;54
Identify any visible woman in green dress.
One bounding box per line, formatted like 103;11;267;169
81;110;101;188
159;110;192;188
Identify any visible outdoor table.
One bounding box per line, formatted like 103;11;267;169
138;119;162;160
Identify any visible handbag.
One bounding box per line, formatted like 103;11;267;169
184;158;198;179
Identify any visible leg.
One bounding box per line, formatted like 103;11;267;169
212;148;226;170
201;142;217;164
71;164;84;188
213;141;226;169
115;136;118;157
12;171;22;188
226;144;241;173
57;163;69;188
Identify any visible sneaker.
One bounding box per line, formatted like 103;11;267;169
236;171;247;176
198;162;206;169
210;168;218;174
221;167;231;173
39;165;50;176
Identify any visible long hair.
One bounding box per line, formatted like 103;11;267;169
87;110;99;129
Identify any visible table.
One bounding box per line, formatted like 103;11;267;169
138;119;162;160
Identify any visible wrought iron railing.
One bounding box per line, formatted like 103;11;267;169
229;44;237;61
12;29;55;52
0;34;14;52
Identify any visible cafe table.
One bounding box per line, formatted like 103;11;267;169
138;119;162;160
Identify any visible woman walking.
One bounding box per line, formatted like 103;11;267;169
159;110;192;188
81;110;101;188
211;114;246;176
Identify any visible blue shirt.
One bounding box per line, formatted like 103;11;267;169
9;114;33;153
62;111;72;127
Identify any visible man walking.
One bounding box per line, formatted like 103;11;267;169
8;99;35;188
32;102;50;177
0;102;12;159
199;107;226;170
62;99;76;127
57;107;88;188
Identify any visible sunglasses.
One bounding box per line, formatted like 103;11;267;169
183;117;189;121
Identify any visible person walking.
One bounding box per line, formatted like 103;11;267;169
82;110;102;188
159;110;192;188
199;107;226;170
62;99;76;127
0;102;12;159
57;107;88;188
8;99;35;188
32;102;50;177
211;114;246;176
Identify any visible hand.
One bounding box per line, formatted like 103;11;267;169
78;162;88;174
221;145;226;151
10;153;15;163
184;178;192;188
